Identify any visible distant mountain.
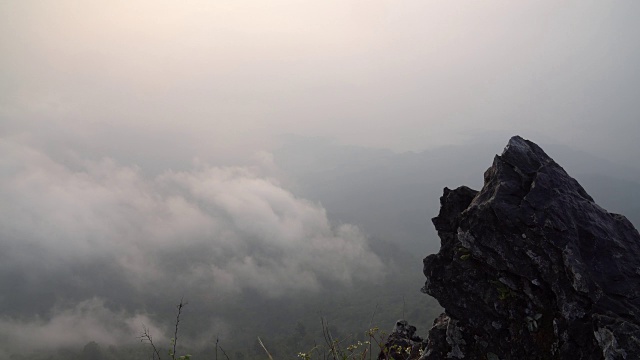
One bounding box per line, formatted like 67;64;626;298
274;136;640;259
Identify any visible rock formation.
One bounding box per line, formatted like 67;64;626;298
420;136;640;359
377;319;426;360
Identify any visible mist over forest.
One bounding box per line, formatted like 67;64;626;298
1;136;639;359
1;1;640;359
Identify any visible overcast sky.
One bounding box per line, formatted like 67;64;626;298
1;0;640;353
2;0;640;165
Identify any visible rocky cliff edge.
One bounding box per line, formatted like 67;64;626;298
419;136;640;359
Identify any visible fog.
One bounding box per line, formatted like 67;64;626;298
3;1;640;163
0;137;385;353
0;298;162;351
1;0;640;357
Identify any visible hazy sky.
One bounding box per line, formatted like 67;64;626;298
1;0;640;353
2;0;640;164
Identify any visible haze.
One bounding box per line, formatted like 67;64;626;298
1;1;639;358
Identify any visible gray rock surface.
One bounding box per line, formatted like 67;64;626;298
377;319;425;360
421;136;640;359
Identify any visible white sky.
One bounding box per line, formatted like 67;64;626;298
2;0;639;166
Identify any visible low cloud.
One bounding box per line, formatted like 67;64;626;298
0;137;385;343
0;298;163;352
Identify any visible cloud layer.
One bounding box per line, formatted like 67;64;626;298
0;137;384;349
0;298;162;351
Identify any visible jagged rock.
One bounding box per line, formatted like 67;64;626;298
421;136;640;359
377;319;426;360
